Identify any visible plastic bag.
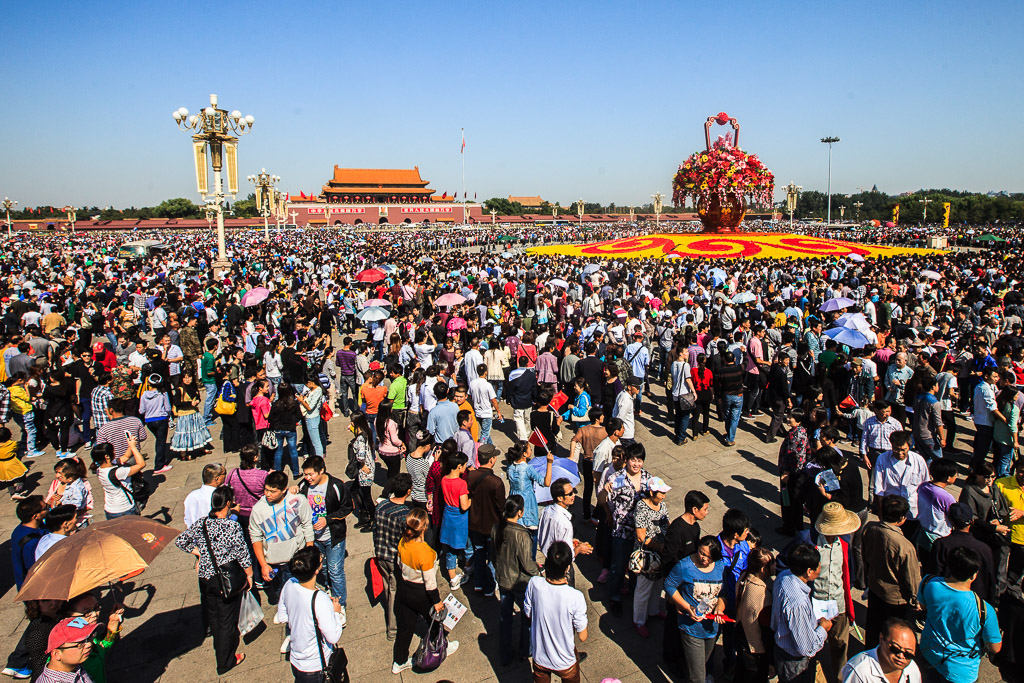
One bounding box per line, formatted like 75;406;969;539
238;590;264;636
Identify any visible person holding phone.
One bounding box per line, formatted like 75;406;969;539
90;436;147;519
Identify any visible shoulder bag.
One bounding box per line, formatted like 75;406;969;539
200;519;248;599
310;590;350;682
412;608;449;672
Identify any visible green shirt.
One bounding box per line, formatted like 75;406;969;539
387;375;408;410
200;352;216;384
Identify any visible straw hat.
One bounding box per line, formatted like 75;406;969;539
814;502;861;536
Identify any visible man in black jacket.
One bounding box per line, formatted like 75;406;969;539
508;356;537;440
764;353;793;443
575;341;605;411
298;455;354;625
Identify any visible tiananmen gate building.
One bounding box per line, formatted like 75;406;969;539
285;166;484;226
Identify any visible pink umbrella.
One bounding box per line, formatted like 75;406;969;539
435;293;466;307
241;287;270;307
364;298;392;307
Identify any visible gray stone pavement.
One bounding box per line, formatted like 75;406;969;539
0;387;1005;682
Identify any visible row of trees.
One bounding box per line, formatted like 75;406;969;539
481;198;685;216
787;189;1024;224
8;195;263;221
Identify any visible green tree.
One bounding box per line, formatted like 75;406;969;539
230;193;259;218
483;197;525;215
152;197;202;219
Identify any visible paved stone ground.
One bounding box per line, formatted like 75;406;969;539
0;378;1006;682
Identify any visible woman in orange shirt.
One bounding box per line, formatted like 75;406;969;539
359;370;388;446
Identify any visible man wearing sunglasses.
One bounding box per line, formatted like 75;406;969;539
538;478;593;587
37;616;99;683
840;617;920;682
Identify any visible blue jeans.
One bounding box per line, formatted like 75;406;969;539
81;400;93;443
105;506;139;520
273;430;299;475
499;588;530;665
675;404;692;444
442;544;464;575
489;379;503;401
314;537;347;606
13;412;37;454
304;414;324;456
203;383;217;424
725;394;744;443
479;418;493;446
994;441;1014;478
263;563;293;605
468;530;495;593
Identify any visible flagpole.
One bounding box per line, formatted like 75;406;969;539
461;127;466;225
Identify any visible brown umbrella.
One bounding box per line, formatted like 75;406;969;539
17;517;180;602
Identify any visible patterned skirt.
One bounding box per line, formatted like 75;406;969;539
170;412;213;454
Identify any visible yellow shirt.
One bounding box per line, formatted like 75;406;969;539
996;475;1024;545
9;386;31;415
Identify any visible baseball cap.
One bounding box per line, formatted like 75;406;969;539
645;477;671;494
947;502;974;528
626;377;643;388
368;361;382;371
46;616;100;654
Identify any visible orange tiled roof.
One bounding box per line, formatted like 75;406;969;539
323;186;434;194
330;166;427;186
508;195;545;205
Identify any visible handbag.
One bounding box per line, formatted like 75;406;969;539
412;609;449;672
344;441;359;480
310;590;350;682
320;402;334;421
261;429;279;450
200;519;248;599
215;384;237;416
677;392;696;411
628;548;663;576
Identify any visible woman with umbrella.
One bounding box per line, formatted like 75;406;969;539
505;441;553;558
174;486;252;676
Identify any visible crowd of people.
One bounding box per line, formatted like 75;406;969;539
0;221;1022;682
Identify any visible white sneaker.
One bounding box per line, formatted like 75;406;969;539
339;606;347;628
280;635;291;654
392;658;412;674
450;573;463;591
445;640;459;657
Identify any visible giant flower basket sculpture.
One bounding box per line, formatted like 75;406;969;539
672;112;775;233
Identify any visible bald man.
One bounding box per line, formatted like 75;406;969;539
840;617;920;683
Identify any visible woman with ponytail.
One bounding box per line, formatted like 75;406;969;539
492;494;540;665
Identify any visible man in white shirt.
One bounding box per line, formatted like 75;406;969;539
840;618;921;683
463;337;485;384
524;541;589;681
872;431;930;519
591;418;624;475
468;367;502;445
613;378;642;445
183;463;226;527
34;504;78;561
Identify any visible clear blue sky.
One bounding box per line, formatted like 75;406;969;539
2;0;1021;209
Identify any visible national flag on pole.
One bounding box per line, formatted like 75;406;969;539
528;428;547;451
463;192;467;199
442;191;448;199
549;391;569;412
300;191;307;199
474;192;477;200
461;128;465;154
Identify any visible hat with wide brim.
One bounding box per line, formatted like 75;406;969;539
814;502;861;536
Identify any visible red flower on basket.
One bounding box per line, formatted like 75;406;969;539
672;134;775;208
715;111;730;125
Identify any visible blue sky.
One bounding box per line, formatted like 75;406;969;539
1;0;1021;208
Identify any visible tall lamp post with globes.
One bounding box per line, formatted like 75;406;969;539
172;94;254;268
2;197;16;239
919;197;932;225
853;200;863;220
785;182;801;231
247;168;280;242
820;136;840;224
62;206;77;234
576;199;584;229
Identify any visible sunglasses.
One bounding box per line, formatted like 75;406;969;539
884;640;915;659
561;489;578;498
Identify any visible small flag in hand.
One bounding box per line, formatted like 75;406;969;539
548;391;569;412
528;428;547;450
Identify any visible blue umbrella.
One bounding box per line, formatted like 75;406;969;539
824;326;869;348
529;457;580;504
709;268;727;287
819;297;855;313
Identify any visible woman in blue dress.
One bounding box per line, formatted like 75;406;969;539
664;535;726;683
504;440;553;557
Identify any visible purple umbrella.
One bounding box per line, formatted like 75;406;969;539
530;457;581;504
241;287;270;308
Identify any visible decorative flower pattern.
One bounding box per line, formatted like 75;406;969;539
673;134;775;208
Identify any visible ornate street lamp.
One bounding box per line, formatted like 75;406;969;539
62;206;77;233
576;199;584;229
919;197;932;225
839;204;846;220
820;136;840;224
173;94;254;267
785;182;802;231
853;201;863;220
651;193;664;229
2;197;16;239
246;168;280;241
490;209;497;225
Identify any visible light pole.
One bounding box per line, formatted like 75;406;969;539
289;210;298;228
651;192;664;230
62;206;77;233
784;182;802;231
839;205;846;221
274;190;285;233
2;197;16;239
553;205;558;220
629;206;635;223
853;201;863;220
576;199;584;229
490;209;497;225
246;168;280;242
919;197;932;225
173;94;255;268
820;136;840;224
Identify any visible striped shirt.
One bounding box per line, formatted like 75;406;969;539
771;570;827;658
96;416;148;463
859;416;903;456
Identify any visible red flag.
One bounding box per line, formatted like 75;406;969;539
528;428;547;451
300;191;306;199
442;192;448;199
461;129;465;153
548;391;569;413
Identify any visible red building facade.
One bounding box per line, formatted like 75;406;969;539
286;166;484;225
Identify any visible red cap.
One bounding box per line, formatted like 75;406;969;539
46;616;100;654
368;361;381;370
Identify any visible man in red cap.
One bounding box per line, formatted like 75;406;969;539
36;616;99;682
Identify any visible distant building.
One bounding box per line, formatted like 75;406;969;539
286;166;483;225
508;195;546;210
